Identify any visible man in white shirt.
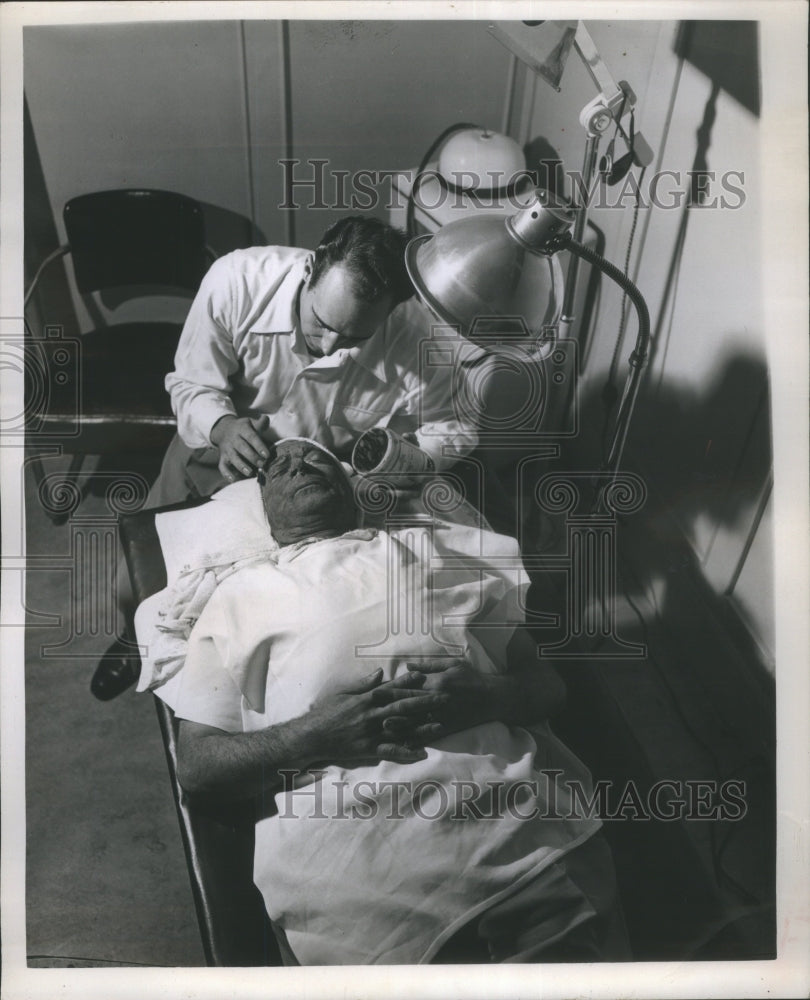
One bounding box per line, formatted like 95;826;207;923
94;217;478;699
159;214;476;498
171;439;628;965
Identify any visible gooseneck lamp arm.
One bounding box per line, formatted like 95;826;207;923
495;194;650;477
405;191;651;479
554;232;650;475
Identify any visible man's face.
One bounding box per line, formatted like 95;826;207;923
262;440;357;544
298;262;394;357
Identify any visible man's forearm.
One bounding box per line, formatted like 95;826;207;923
177;670;447;801
208;412;237;447
177;715;323;801
165;373;237;450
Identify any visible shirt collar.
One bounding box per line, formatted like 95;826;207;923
350;330;389;382
276;528;378;564
292;308;390;381
258;255;309;337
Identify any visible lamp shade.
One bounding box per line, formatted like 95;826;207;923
405;207;567;356
437;128;527;194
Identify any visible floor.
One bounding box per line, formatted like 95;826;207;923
24;450;205;968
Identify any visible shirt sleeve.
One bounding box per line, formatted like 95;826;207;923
388;299;481;471
165;255;242;448
414;353;480;471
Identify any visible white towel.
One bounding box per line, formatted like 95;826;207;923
137;548;277;692
136;478;278;692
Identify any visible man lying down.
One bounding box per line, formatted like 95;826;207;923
137;437;629;965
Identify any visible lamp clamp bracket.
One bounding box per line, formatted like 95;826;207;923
544;230;574;256
628;349;648;369
579;80;638;136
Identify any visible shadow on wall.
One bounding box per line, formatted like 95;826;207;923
535;349;775;961
620;349;771;547
675;20;760;117
557;349;773;675
556;349;771;542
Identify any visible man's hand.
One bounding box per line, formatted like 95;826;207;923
305;668;448;767
210;415;269;480
403;632;567;735
404;658;503;734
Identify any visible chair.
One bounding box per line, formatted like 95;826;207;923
24;189;215;521
119;500;282;967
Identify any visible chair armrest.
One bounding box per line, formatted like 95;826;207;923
24;244;70;311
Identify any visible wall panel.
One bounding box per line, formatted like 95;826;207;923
285;20;512;249
518;21;771;657
24;22;252;237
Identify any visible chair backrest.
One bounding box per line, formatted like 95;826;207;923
63;189;209;295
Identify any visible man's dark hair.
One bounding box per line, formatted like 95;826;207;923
310;216;414;306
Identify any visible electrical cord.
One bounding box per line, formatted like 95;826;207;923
554;233;650;477
406;122;482;238
603;164;649;456
652;214;688;397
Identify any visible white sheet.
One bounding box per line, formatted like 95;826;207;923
135;475;494;694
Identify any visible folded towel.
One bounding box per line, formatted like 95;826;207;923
138;546;278;692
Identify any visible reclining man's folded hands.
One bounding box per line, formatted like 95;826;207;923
402;630;566;735
305;667;449;768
